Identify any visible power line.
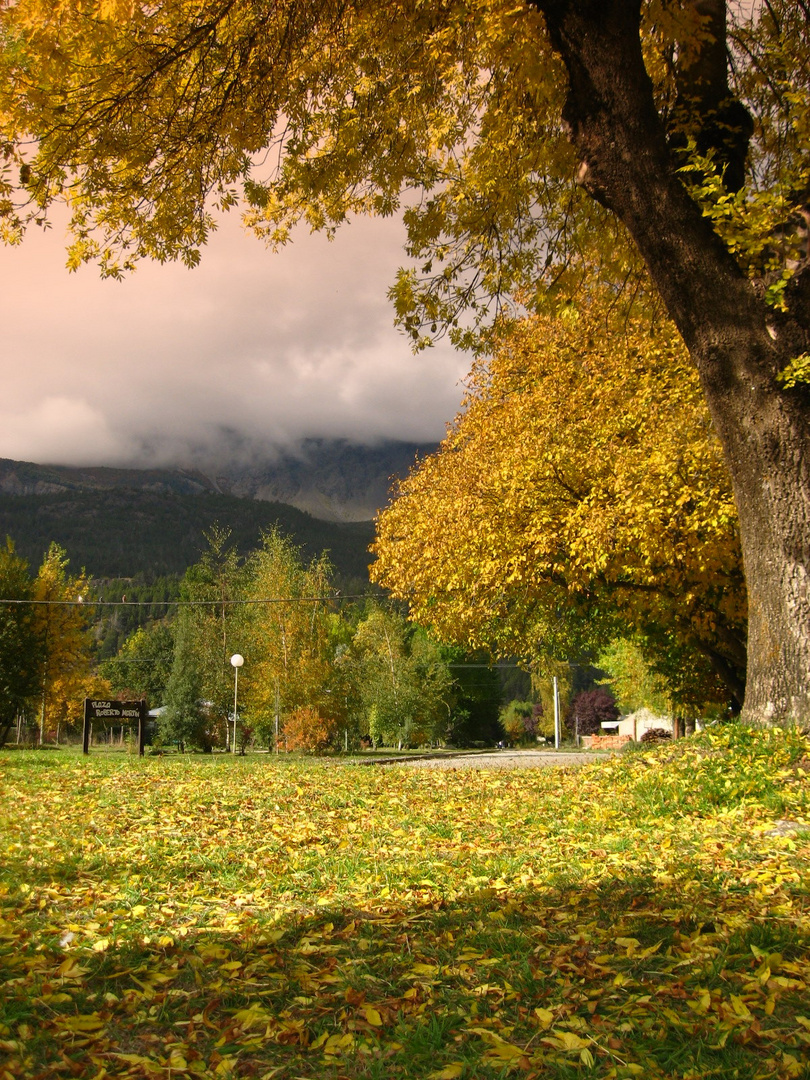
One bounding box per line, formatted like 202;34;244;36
0;593;387;608
447;663;521;668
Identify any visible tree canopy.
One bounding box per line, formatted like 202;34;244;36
2;0;809;724
33;542;98;741
0;540;103;746
100;620;175;706
371;305;747;712
349;606;455;748
2;0;806;329
0;540;42;745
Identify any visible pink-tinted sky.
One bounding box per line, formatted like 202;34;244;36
0;210;467;468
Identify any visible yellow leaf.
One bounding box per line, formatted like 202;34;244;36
534;1007;554;1029
428;1065;465;1080
197;944;229;960
362;1006;383;1027
639;940;663;958
57;959;88;979
541;1031;590;1052
615;937;639;953
233;1005;273;1029
58;1013;106;1032
483;1042;527;1063
580;1047;595;1067
687;990;711;1013
322;1033;354;1055
110;1053;159;1070
730;995;752;1019
467;1027;506;1045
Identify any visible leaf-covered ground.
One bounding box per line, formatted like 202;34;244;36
1;727;808;1080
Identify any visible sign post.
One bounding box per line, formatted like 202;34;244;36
83;699;146;756
82;698;92;755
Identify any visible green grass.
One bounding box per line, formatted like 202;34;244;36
0;725;808;1079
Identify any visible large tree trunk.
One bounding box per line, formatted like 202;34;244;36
532;0;810;728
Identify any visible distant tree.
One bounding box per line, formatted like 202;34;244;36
527;702;544;739
442;648;503;747
33;543;95;743
532;659;574;742
498;700;535;745
53;670;115;747
597;639;671;717
243;529;336;748
0;540;43;747
350;608;453;749
101;621;175;707
570;688;620;738
160;617;210;752
94;575;181;659
283;707;336;754
181;526;251;748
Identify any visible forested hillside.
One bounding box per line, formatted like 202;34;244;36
0;440;435;521
0;488;374;580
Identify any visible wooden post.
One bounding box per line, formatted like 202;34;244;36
82;699;91;755
138;701;146;757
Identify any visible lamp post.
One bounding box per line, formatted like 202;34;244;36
230;654;244;754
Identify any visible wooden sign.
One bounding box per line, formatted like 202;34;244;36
83;699;146;756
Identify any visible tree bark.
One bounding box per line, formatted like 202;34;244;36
531;0;810;728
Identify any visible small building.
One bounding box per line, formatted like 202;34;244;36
616;707;674;741
580;708;678;748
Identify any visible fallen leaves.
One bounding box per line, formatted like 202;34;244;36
0;726;808;1078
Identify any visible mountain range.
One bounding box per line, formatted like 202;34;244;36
0;438;434;522
0;439;436;580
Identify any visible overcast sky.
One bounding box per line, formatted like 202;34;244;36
0;210;468;469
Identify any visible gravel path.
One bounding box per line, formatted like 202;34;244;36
380;750;612;769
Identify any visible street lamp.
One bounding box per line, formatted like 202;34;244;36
230;654;244;754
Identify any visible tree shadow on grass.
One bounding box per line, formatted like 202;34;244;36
2;869;808;1080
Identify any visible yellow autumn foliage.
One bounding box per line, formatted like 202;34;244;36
32;543;98;741
372;308;746;706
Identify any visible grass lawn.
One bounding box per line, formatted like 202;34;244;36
0;726;808;1079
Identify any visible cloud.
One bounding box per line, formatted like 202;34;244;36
0;397;121;463
0;212;468;467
